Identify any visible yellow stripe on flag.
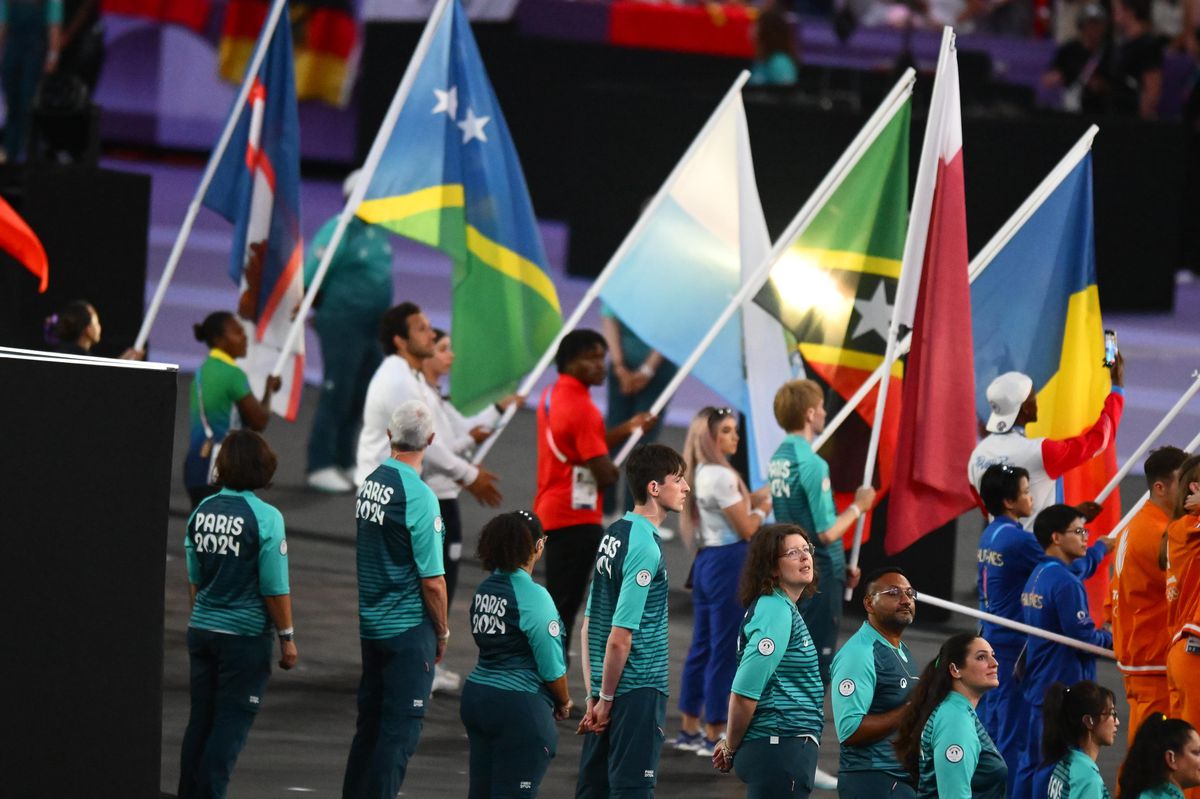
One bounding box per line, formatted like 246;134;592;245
799;343;905;379
357;185;466;225
787;246;902;279
1027;285;1110;439
465;226;561;313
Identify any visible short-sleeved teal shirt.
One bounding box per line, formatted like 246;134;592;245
831;621;918;776
769;435;843;580
1133;784;1185;799
731;587;824;741
467;568;567;700
185;350;253;488
185;488;289;636
584;512;669;697
1047;748;1111;799
917;691;1007;799
355;459;445;639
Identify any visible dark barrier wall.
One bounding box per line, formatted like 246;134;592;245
0;165;151;355
0;352;176;797
359;23;1181;311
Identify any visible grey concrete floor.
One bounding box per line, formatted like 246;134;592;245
159;384;1146;797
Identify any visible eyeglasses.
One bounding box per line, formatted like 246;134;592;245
779;545;815;559
1099;709;1119;720
1063;526;1089;539
870;587;919;601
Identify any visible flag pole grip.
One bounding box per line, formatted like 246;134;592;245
134;0;290;352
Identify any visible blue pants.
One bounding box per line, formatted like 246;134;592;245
178;629;273;799
460;680;558;798
975;641;1025;799
307;317;381;473
1013;702;1053;799
1;3;46;162
679;540;748;724
576;687;666;798
733;736;819;799
342;625;437;799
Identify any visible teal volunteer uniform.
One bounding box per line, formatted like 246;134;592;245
577;512;669;798
769;434;841;682
461;568;568;798
1046;748;1111;799
832;622;919;797
1133;785;1186;799
179;488;289;799
342;459;445;799
730;587;825;798
916;692;1007;799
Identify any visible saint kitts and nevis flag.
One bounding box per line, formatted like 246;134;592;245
753;96;911;538
356;0;562;414
202;9;305;419
219;0;357;106
971;144;1119;621
884;29;977;556
596;82;794;487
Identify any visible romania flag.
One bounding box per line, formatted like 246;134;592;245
357;0;561;414
754;101;910;533
971;150;1120;621
219;0;356;107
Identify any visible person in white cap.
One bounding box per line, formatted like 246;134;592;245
967;353;1125;529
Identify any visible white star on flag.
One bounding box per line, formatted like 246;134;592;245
432;86;458;119
850;281;893;342
457;107;490;144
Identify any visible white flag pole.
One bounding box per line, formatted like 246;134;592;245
843;28;957;599
134;0;290;352
1110;421;1200;538
813;124;1101;452
470;70;754;465
1094;369;1200;504
612;68;918;467
919;592;1114;658
269;0;453;378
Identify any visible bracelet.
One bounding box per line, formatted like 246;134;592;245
278;627;294;642
750;508;766;521
438;630;451;641
637;363;654;378
847;503;863;519
598;691;615;702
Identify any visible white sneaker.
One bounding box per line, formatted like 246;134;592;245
307;467;354;494
432;665;462;694
813;766;838;791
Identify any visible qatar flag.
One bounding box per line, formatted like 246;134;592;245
884;28;977;555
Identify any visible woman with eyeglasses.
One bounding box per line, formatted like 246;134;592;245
1117;715;1200;798
460;510;572;798
673;406;773;756
1165;455;1200;758
893;632;1005;799
1041;680;1118;799
711;524;824;797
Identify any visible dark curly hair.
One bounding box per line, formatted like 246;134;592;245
1118;715;1200;797
477;510;545;572
894;632;982;779
193;311;237;347
738;523;818;607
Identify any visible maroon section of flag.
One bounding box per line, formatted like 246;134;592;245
885;33;976;555
0;194;48;292
101;0;212;31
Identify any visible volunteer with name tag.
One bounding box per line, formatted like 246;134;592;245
460;511;572;798
894;633;1006;799
534;329;655;662
713;525;825;798
178;430;296;799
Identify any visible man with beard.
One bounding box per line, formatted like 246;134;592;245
830;567;920;798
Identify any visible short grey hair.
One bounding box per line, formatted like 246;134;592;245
388;400;434;451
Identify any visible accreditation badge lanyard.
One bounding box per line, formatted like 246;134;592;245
541;386;598;511
195;369;221;485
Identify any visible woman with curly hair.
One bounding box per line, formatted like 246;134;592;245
1118;715;1200;797
711;523;823;797
893;632;1005;798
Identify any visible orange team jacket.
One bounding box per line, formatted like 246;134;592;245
1113;502;1171;673
1166;513;1200;643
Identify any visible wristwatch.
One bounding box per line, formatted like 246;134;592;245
278;627;295;642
